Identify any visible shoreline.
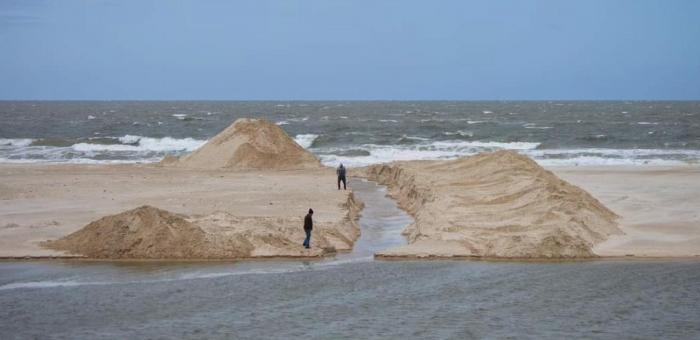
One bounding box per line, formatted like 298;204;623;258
3;253;700;263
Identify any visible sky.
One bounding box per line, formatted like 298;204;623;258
1;0;699;100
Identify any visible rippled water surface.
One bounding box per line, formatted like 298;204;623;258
1;260;699;339
2;101;699;165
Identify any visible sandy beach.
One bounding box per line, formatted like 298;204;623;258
1;160;698;259
0;163;361;258
552;165;700;257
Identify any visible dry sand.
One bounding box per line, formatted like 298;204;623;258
551;166;700;258
363;151;622;258
0;164;359;258
0;118;358;259
1;130;698;259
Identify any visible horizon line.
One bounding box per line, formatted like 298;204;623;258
1;98;699;102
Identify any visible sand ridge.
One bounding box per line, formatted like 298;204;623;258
364;150;622;258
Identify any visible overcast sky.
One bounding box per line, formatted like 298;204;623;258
1;0;699;100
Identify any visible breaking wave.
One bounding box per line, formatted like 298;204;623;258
0;136;206;164
294;134;319;149
314;141;700;167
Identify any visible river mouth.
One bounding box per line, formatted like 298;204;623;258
333;179;411;261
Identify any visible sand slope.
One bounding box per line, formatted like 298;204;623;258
43;206;210;259
175;118;322;170
364;150;621;258
43;193;362;259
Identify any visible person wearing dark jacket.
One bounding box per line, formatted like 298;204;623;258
303;208;313;249
337;163;347;190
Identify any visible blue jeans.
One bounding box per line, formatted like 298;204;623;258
303;229;311;248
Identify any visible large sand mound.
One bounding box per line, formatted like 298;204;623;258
365;150;622;258
43;205;210;259
43;192;362;259
174;118;321;170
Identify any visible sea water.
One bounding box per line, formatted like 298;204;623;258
1;101;699;166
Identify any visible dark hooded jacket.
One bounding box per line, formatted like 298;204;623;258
304;213;313;231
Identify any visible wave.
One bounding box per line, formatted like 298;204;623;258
443;130;474;137
294;134;319;149
3;133;700;167
0;136;207;164
316;141;700;167
73;136;205;153
523;123;553;129
0;138;34;147
317;140;541;167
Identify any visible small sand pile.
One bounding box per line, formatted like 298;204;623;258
43;206;210;259
365;150;621;258
43;192;362;259
173;118;321;170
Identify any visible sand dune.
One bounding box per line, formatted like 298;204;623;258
174;118;322;170
364;150;622;258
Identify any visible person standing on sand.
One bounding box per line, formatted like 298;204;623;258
337;163;347;190
303;208;313;249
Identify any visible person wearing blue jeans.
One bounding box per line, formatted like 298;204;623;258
303;208;313;249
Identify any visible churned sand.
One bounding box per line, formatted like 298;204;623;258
362;151;622;258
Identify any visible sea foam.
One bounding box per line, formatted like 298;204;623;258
294;134;319;149
0;138;34;147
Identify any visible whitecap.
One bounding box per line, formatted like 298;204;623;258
317;140;541;167
73;136;206;153
0;138;34;147
443;130;474;137
294;134;319;149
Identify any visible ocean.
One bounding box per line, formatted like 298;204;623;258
1;101;699;166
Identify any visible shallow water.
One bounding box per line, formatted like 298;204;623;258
1;181;699;339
